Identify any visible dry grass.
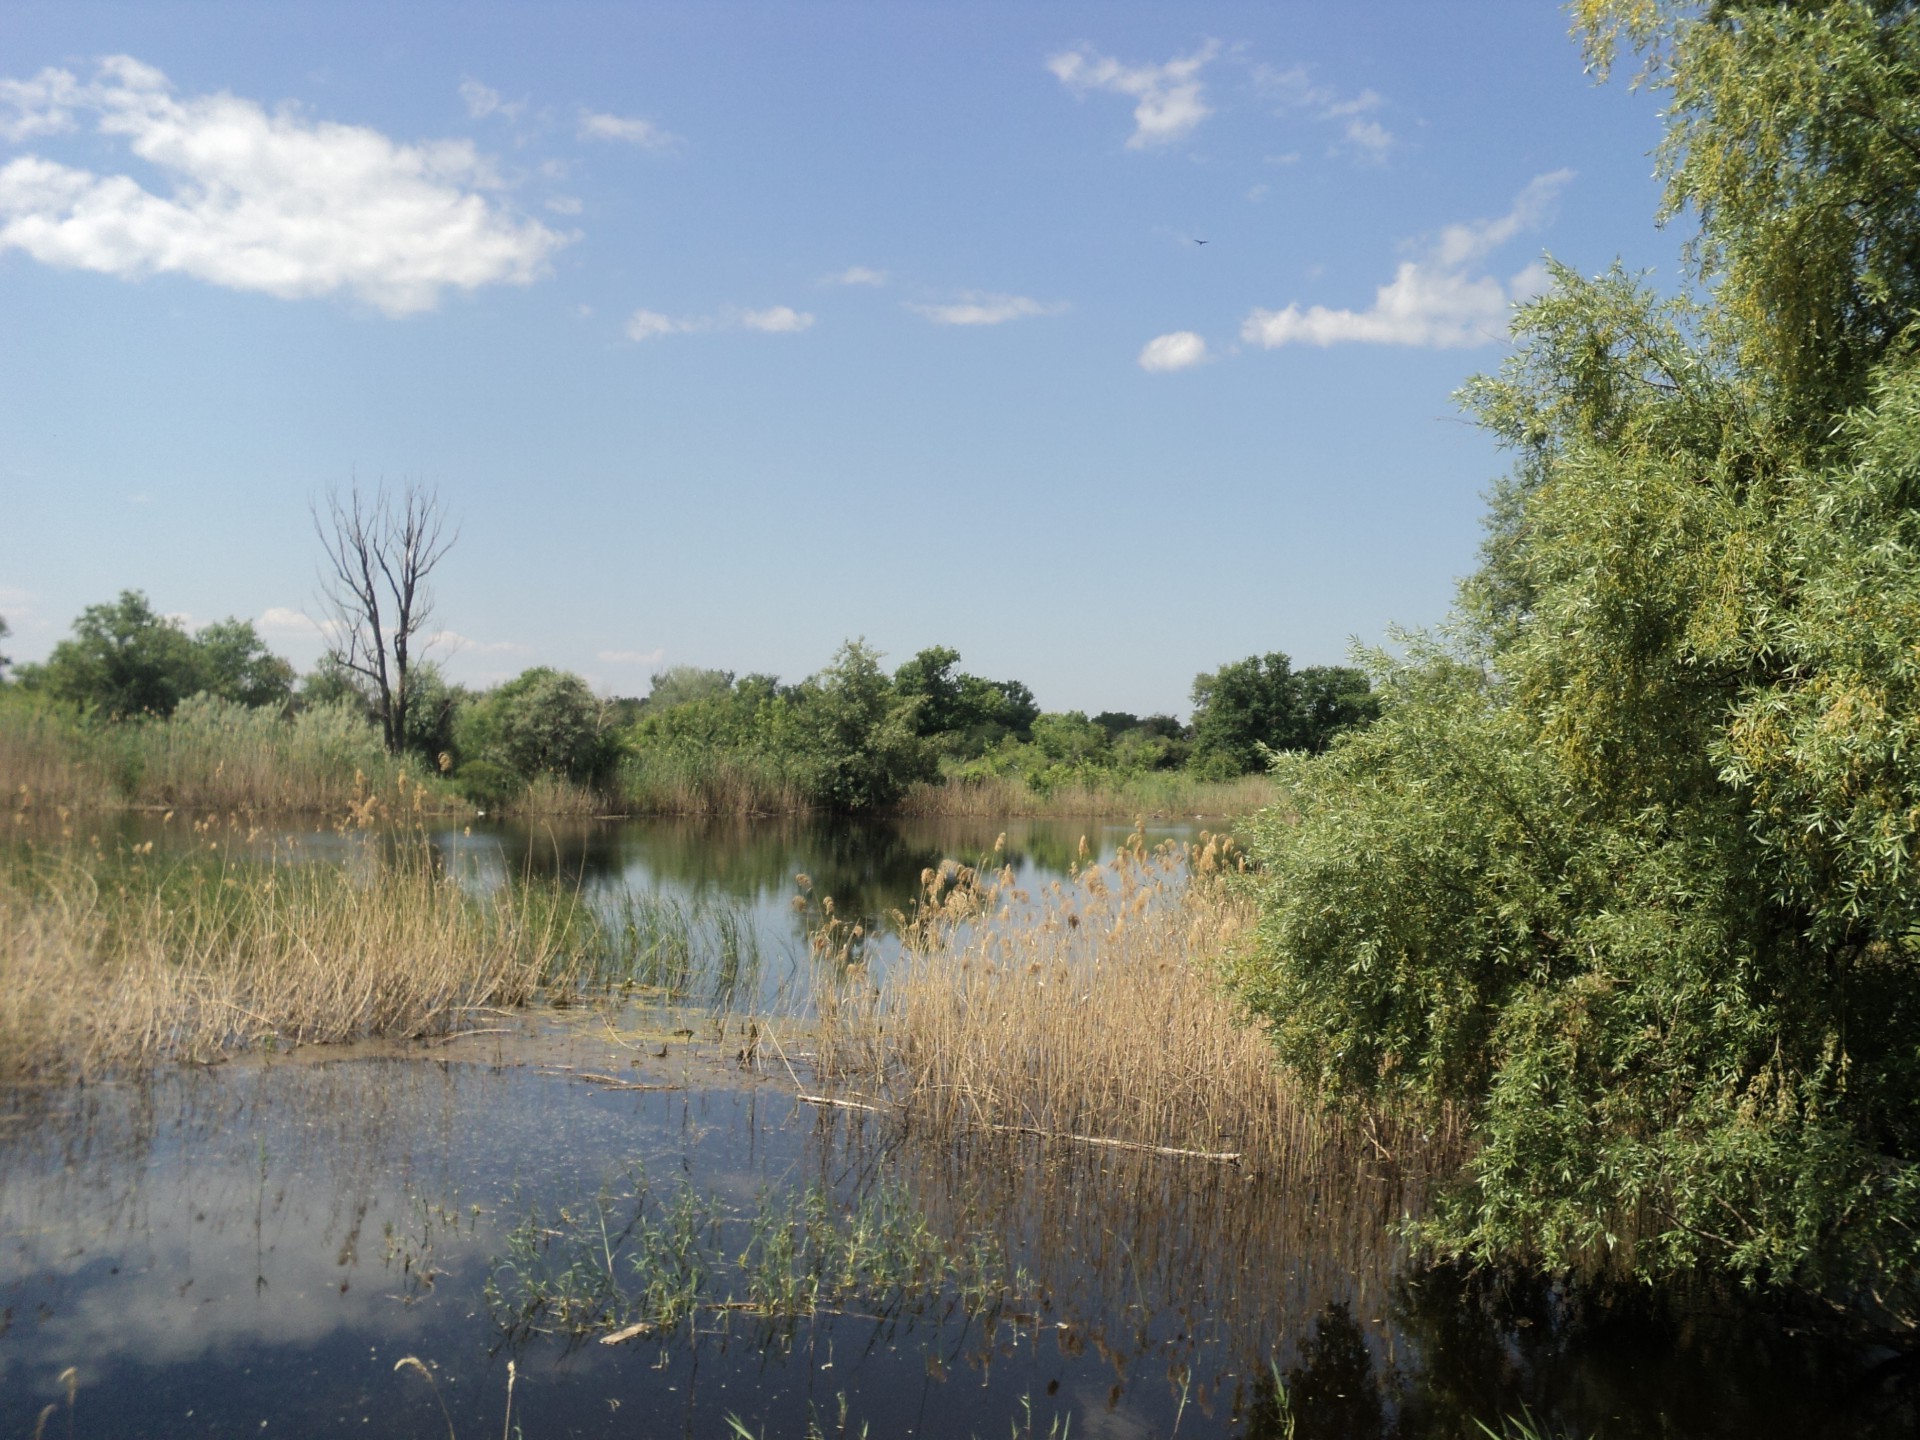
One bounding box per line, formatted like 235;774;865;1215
896;771;1276;820
0;826;591;1080
814;828;1421;1178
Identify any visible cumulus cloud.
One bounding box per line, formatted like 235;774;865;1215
1138;330;1207;372
1047;40;1221;149
1241;170;1572;350
625;303;815;341
0;56;567;314
0;67;82;141
906;292;1067;326
598;647;665;666
823;264;888;287
578;111;673;147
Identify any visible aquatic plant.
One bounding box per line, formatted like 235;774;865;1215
0;822;602;1078
486;1165;1020;1342
812;827;1447;1178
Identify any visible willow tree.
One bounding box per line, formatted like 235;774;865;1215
1234;1;1920;1324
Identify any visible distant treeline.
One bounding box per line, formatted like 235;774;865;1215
0;591;1376;815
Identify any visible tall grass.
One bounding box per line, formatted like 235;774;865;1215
815;829;1448;1178
896;770;1275;819
0;829;605;1079
616;747;814;816
1;692;464;816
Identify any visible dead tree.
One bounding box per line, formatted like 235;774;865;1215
313;482;456;755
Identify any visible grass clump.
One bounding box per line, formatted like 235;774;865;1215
0;827;593;1079
487;1165;1016;1341
814;828;1444;1178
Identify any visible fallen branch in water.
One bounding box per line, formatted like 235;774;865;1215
797;1093;884;1113
988;1123;1240;1165
542;1068;684;1092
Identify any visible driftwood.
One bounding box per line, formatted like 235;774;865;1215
545;1068;684;1092
988;1123;1240;1165
796;1093;884;1113
795;1088;1239;1164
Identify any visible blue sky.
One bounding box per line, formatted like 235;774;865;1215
0;2;1676;716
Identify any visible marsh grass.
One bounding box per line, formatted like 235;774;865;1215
897;771;1275;819
813;828;1448;1179
617;749;814;816
0;834;580;1078
487;1163;1021;1342
1;693;465;817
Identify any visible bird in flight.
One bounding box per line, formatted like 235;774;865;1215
1192;238;1209;245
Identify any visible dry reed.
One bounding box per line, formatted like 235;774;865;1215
814;828;1414;1178
0;828;586;1080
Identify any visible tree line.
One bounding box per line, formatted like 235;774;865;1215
0;587;1375;812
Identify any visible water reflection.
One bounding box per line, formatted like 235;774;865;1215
2;1030;1915;1438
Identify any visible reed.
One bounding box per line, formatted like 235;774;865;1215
814;829;1442;1178
0;829;599;1079
895;771;1275;820
615;748;815;816
0;693;465;817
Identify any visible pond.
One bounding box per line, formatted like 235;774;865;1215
1;817;1912;1438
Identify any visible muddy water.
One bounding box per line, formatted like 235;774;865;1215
2;818;1914;1437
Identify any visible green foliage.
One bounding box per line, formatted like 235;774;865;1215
796;641;937;810
0;614;11;680
457;666;617;792
21;591;294;718
191;618;296;711
893;645;1038;756
1189;653;1376;777
646;664;735;711
1235;1;1920;1321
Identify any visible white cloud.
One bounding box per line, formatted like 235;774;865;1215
544;195;583;215
625;303;815;341
906;292;1067;326
598;647;665;666
0;66;82;141
257;606;326;637
1343;118;1393;158
1241;170;1573;351
1138;330;1207;372
1047;40;1220;149
1259;63;1395;160
823;265;887;287
423;629;528;655
0;57;567;315
578;111;673;148
457;79;523;122
738;305;813;333
625;308;686;340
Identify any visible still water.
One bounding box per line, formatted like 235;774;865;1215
1;817;1912;1438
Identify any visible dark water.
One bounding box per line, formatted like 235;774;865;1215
2;818;1914;1438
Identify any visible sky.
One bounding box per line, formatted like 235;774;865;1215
0;2;1679;717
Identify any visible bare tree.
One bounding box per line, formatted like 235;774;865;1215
313;482;457;755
